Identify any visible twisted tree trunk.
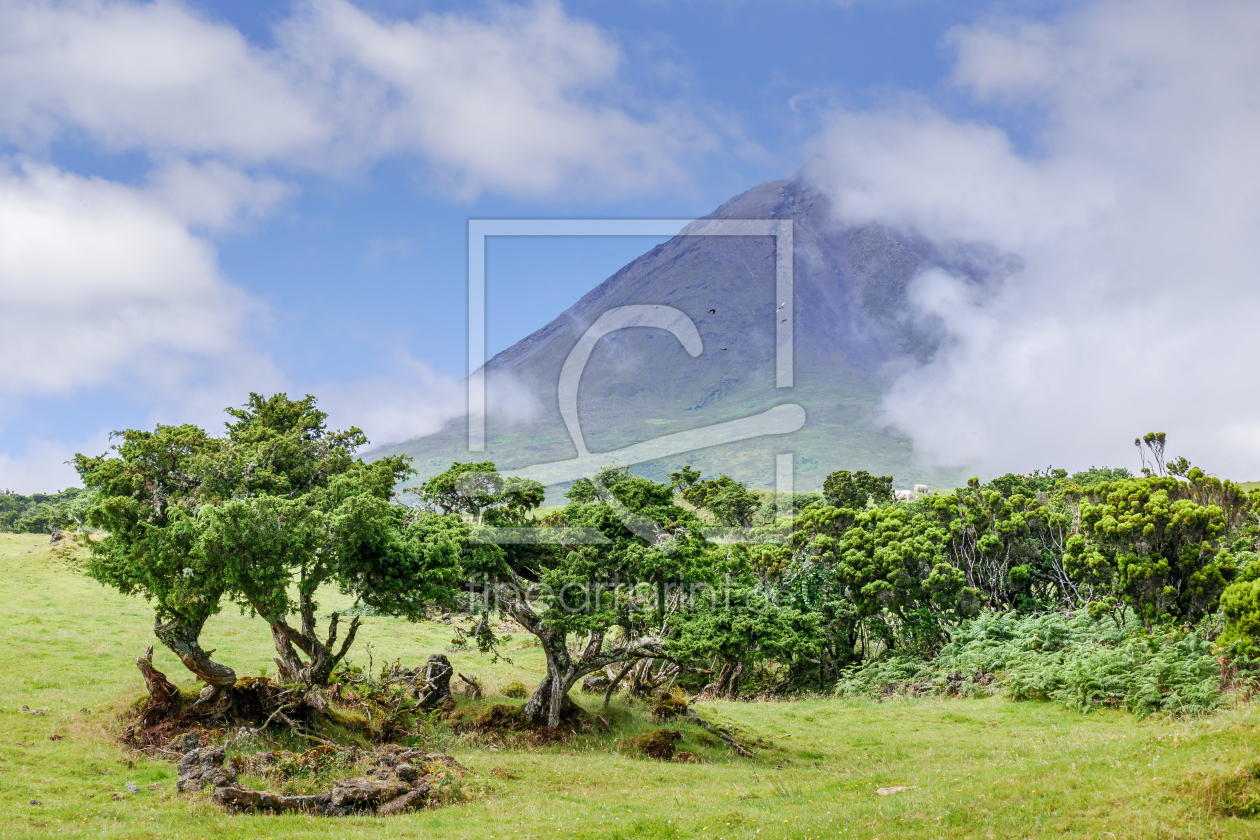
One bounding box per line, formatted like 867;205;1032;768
153;614;237;686
135;645;181;723
254;592;361;687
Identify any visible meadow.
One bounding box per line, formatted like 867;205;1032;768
4;532;1260;840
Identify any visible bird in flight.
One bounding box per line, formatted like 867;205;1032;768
776;301;786;312
708;308;716;314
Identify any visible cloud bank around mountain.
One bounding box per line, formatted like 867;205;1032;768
808;0;1260;478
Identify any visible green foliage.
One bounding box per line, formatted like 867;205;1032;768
679;474;760;527
668;546;820;681
565;465;634;503
666;464;701;491
835;610;1221;717
791;503;982;661
755;491;824;526
533;482;709;639
984;468;1066;499
0;487;95;534
1219;562;1260;655
1068;466;1134;488
75;422;227;629
416;461;544;524
75;393;462;687
1066;472;1238;628
821;469;893;509
500;680;528;698
924;478;1075;612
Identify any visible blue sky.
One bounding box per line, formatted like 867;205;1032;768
5;0;1260;490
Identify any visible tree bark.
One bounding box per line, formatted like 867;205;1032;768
256;598;362;687
417;654;453;710
602;659;638;708
153;615;236;686
697;659;743;700
492;576;668;728
135;645;181;722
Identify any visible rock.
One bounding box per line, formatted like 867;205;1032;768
581;673;610;694
395;764;418;783
652;693;688;720
214;785;285;812
125;783;140;794
329;777;411;808
29;800;40;806
176;746;237;793
172;732;200;753
375;783;430;816
278;793;332;814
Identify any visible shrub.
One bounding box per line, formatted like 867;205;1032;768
500;681;528;699
834;610;1222;717
1220;564;1260;656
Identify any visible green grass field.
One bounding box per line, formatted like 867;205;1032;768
5;530;1260;839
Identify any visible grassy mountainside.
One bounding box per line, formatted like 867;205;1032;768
8;533;1260;839
373;174;985;494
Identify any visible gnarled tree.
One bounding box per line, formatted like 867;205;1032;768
198;393;462;687
429;462;710;728
75;424;237;691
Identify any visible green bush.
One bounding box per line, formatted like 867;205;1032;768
835;610;1221;717
1220;564;1260;656
500;680;528;699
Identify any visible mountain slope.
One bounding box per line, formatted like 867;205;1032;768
375;172;1007;492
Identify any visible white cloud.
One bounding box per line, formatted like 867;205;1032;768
317;359;542;449
0;0;712;197
0;0;325;159
147;159;295;232
278;0;710;196
0;433;105;495
807;0;1260;478
0;161;258;395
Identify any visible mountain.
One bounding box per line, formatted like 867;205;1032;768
373;171;1012;495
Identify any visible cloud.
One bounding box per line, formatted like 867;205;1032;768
0;432;107;495
0;161;264;396
147;159;296;232
317;358;542;450
0;0;325;159
0;0;713;198
281;0;712;196
807;0;1260;478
